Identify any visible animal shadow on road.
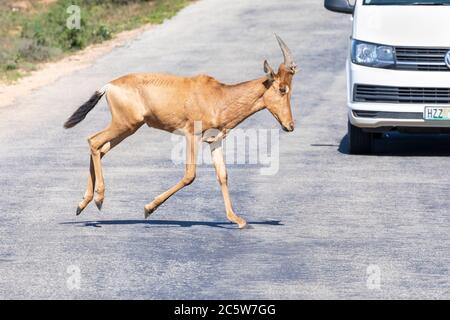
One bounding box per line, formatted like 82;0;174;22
338;133;450;156
60;219;283;229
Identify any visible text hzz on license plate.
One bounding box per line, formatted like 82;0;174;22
424;107;450;120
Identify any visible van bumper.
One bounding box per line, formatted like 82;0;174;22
347;62;450;129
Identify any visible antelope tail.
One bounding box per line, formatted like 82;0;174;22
63;84;109;129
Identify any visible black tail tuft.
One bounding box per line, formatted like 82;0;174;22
64;90;105;129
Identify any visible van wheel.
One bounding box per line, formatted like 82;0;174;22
348;121;372;155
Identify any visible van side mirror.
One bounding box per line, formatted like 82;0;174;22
324;0;354;14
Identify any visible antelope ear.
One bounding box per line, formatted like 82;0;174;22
264;60;275;81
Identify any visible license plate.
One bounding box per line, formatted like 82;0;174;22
424;107;450;120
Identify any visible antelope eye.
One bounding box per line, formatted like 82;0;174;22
279;86;289;94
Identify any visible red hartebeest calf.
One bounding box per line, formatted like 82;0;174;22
64;35;297;228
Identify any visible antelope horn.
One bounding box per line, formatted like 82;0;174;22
275;34;297;72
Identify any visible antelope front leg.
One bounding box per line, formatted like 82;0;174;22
210;142;247;229
144;133;199;218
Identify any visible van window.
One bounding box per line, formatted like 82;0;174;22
364;0;450;4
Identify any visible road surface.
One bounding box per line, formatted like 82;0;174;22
1;0;450;299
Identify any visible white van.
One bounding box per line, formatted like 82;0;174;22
325;0;450;154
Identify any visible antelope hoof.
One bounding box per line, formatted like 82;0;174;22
238;220;248;229
76;198;89;216
228;214;248;229
144;202;159;219
76;206;84;216
94;199;103;211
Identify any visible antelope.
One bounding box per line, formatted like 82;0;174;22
64;35;297;229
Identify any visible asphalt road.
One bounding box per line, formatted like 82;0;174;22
1;0;450;299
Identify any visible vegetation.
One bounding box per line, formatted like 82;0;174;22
0;0;191;82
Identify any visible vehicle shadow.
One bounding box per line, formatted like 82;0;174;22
338;133;450;156
60;219;283;229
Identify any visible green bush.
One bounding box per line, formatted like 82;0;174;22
22;0;88;50
5;62;17;71
17;39;61;62
20;0;162;51
1;0;190;82
94;25;112;42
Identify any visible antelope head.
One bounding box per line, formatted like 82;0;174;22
263;34;297;132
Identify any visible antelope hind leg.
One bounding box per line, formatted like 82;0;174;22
76;133;113;214
76;156;96;215
144;133;198;218
76;125;134;214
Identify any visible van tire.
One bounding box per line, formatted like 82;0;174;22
348;121;372;155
